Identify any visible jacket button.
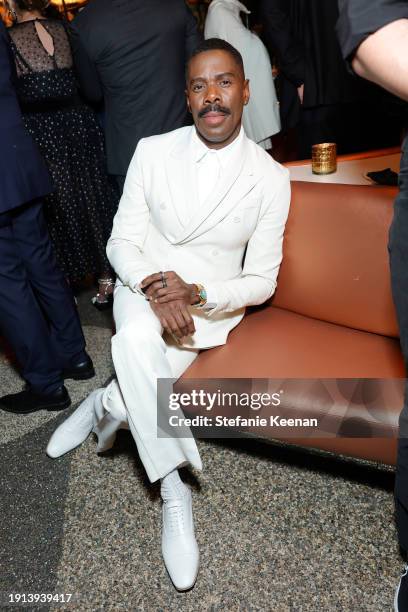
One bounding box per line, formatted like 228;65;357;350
160;203;166;210
233;216;240;223
212;249;219;256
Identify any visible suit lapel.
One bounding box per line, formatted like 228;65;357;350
165;133;198;232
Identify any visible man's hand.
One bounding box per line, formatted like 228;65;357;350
141;271;197;305
149;299;196;341
297;83;304;104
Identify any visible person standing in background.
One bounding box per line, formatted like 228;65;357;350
6;0;120;310
0;20;93;415
69;0;202;194
259;0;397;159
336;3;408;610
205;0;281;150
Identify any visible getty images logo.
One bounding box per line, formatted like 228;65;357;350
168;389;282;411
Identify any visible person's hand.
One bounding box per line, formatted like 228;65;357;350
297;83;304;104
149;299;195;341
141;271;197;305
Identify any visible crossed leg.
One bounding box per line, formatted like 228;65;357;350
95;284;202;481
47;284;202;590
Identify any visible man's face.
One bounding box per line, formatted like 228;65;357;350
186;49;250;149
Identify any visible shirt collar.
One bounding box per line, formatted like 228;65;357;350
191;125;244;168
210;0;251;14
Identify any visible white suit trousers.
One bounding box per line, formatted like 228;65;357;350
98;284;202;483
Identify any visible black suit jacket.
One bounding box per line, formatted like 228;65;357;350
259;0;366;129
70;0;201;176
0;21;52;214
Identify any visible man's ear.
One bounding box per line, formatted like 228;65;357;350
243;78;250;106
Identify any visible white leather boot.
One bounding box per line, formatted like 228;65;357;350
161;470;199;591
46;388;119;458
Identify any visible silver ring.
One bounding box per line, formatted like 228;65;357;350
160;271;167;288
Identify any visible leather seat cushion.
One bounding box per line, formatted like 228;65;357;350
183;306;404;379
179;306;404;464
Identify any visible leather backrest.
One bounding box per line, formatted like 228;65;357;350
272;181;399;338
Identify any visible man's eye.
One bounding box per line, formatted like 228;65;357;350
220;79;232;86
192;84;204;92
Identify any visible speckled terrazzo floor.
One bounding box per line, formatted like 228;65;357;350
0;289;403;611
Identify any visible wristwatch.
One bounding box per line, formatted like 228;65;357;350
194;283;207;307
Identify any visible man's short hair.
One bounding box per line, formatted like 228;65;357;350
186;38;245;81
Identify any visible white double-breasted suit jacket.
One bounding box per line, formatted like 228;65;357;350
107;125;290;349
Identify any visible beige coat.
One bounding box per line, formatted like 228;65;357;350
205;0;281;147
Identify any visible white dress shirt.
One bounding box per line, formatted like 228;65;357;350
192;125;244;209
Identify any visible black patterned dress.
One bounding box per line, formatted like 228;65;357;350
8;18;119;283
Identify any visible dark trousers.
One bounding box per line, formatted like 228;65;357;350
298;106;340;160
0;200;86;395
391;140;408;553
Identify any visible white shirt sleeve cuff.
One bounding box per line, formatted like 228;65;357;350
132;281;148;298
201;284;217;311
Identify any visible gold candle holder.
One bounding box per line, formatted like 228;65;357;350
312;143;337;175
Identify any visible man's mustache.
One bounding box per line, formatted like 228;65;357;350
198;104;231;118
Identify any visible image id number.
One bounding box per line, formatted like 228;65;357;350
9;593;73;604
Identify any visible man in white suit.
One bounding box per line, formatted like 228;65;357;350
205;0;281;149
47;39;290;591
